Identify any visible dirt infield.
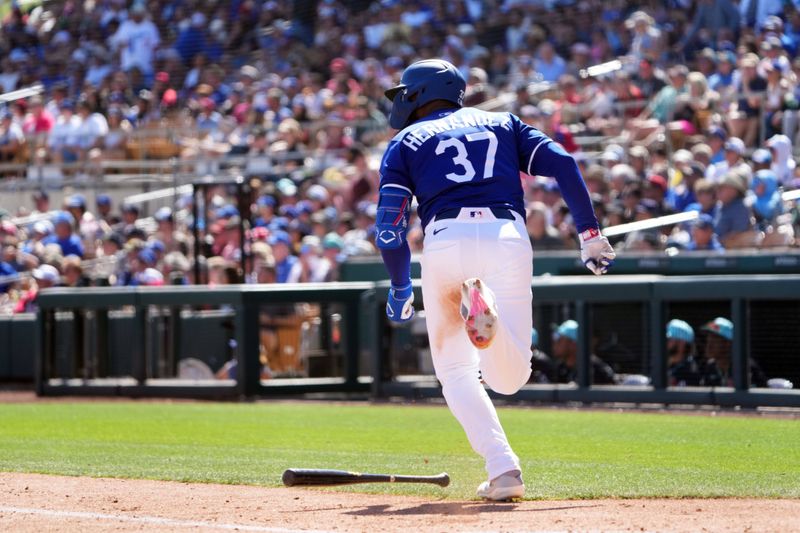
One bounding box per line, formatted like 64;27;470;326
1;473;798;532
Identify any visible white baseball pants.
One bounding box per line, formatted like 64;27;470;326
421;207;533;480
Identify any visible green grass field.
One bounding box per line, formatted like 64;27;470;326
0;401;797;500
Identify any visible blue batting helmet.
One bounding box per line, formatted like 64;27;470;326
384;59;466;129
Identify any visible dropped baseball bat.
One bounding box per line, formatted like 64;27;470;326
282;468;450;487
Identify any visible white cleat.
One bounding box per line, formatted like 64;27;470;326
460;278;498;349
476;470;525;501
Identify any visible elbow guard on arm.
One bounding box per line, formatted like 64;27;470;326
375;185;412;250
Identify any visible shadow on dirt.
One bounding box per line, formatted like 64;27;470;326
342;502;601;516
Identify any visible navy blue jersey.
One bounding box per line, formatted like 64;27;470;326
379;107;597;232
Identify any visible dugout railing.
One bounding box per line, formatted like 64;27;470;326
372;275;800;408
31;276;800;407
35;283;374;398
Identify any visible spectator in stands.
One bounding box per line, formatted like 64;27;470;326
551;320;617;385
668;162;703;212
715;171;756;247
626;10;664;63
708;50;738;95
103;108;132;160
766;134;796;185
729;53;766;147
95;195;117;225
0;108;25;163
269;230;297;284
686;178;720;220
0;248;16;293
750;148;773;173
667;319;701;386
74;99;109;162
680;0;740;53
43;211;84;258
13;264;60;313
62;255;89;287
686;213;725;251
632;59;666;100
526;202;568;251
750;169;783;231
109;2;160;77
47;100;81;164
22;96;55;138
535;42;566;83
706;137;751;183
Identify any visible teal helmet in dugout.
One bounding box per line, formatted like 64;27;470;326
384;59;466;129
666;319;694;344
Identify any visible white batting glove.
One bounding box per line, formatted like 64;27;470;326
579;228;616;276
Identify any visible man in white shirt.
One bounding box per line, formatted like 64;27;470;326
74;100;108;160
47;100;81;163
109;3;160;75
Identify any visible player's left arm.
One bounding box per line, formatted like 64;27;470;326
377;140;415;321
516;117;615;275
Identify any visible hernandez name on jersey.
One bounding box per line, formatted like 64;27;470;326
379;107;551;229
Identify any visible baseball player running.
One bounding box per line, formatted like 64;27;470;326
376;59;615;500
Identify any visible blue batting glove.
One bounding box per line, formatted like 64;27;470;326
386;282;415;322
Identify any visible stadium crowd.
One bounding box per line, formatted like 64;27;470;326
2;0;800;311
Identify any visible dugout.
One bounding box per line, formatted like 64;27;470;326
24;275;800;408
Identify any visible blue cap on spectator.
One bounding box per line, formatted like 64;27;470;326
122;203;140;214
149;239;165;253
554;320;578;342
386;56;403;69
542;180;560;194
751;148;772;165
215;205;239;219
138;248;156;265
702;317;733;341
268;230;291;246
269;216;289;232
154;206;173;222
96;194;111;206
288;219;311;234
53;210;74;225
694;213;715;229
280;205;299;219
531;327;539;347
666;319;694;343
60;99;74;110
296;200;313;215
323;206;338;221
708;126;727;140
65;194;86;209
724;137;745;155
257;195;276;208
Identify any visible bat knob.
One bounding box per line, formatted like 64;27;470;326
282;469;297;487
438;473;450;487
